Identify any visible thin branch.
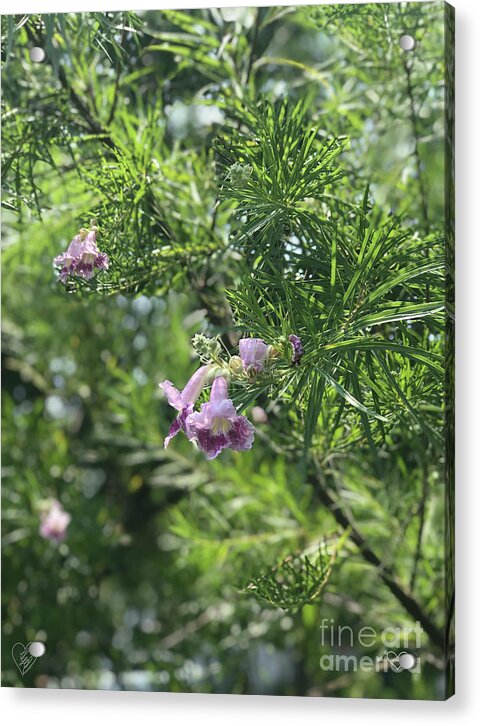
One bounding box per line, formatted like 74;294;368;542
57;65;116;151
403;57;429;233
410;464;429;591
106;18;127;127
311;467;444;651
25;23;117;152
245;8;261;86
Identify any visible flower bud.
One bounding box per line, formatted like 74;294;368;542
192;333;221;361
289;334;304;365
226;162;253;187
267;345;281;359
229;356;244;374
246;366;258;381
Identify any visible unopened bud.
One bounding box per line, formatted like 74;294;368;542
267;345;281;359
192;333;221;361
226;162;253;186
229;356;244;374
246;365;258;381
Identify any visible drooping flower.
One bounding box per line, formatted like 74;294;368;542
185;376;255;460
39;499;71;542
160;365;212;448
54;228;109;283
289;334;304;365
239;338;269;373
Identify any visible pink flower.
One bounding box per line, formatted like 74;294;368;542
185;376;255;460
39;499;71;542
251;406;268;424
54;229;109;283
160;365;211;448
239;338;269;373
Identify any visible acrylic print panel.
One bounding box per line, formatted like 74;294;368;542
1;1;454;699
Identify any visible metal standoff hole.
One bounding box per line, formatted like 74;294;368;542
398;652;416;670
28;641;46;657
399;34;416;52
29;47;46;63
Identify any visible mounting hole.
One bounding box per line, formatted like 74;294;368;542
29;47;46;63
28;641;46;657
399;35;416;52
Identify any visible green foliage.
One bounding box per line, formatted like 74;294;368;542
247;541;339;612
2;3;450;699
215;100;444;455
216;98;347;253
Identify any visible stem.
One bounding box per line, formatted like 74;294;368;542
410;465;429;592
106;18;127;126
58;65;116;151
245;8;261;86
404;58;429;234
106;59;122;127
404;57;431;329
194;283;237;351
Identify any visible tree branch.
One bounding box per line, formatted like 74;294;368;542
26;23;117;152
310;467;444;650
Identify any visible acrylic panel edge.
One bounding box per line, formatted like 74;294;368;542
443;0;455;701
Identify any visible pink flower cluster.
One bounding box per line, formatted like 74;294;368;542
160;335;303;459
54;228;109;283
160;367;255;460
160;338;268;460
